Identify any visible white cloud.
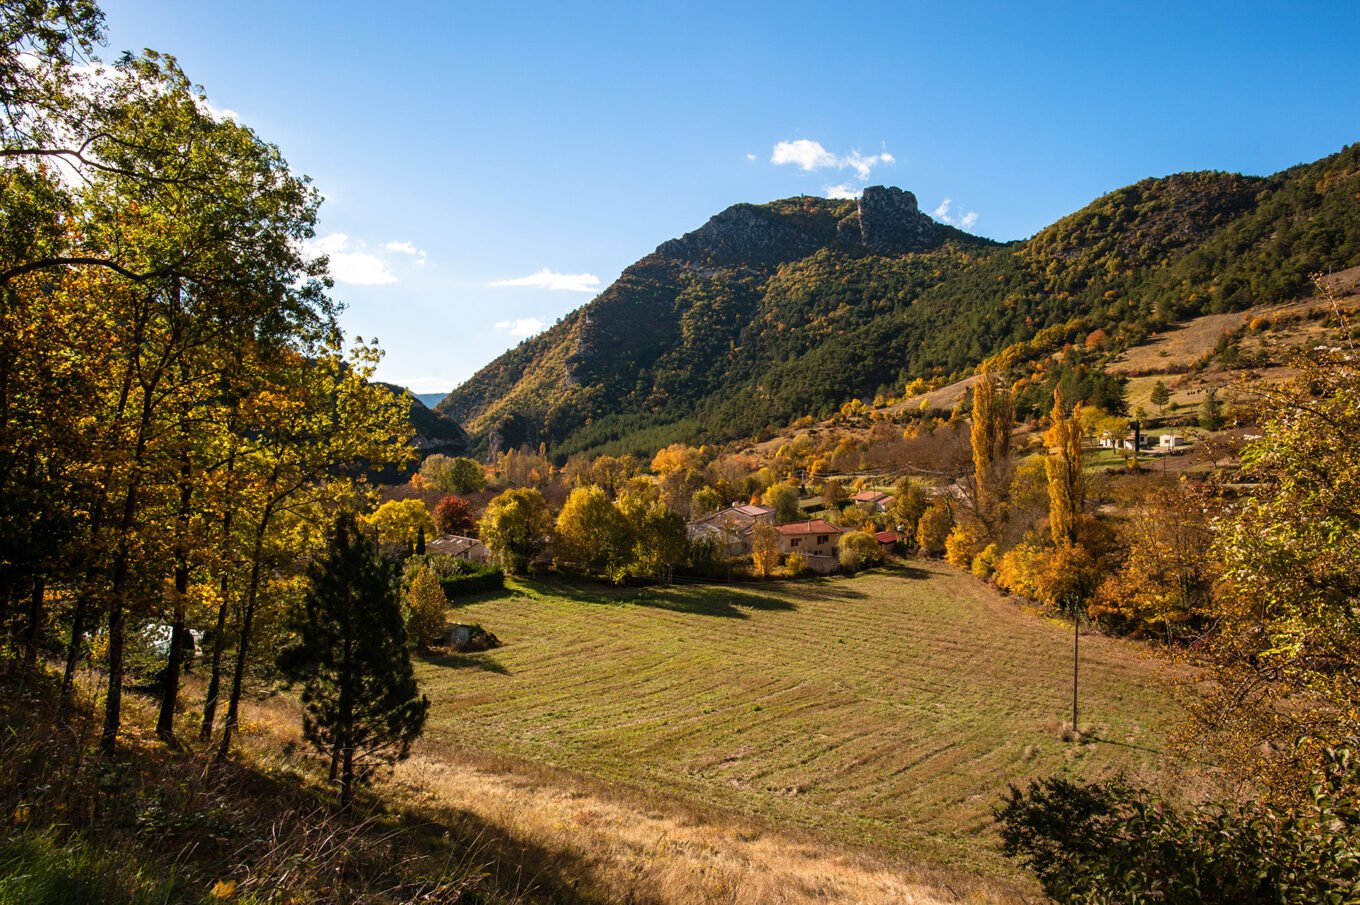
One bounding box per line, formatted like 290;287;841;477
825;183;861;200
203;100;239;122
933;198;980;231
746;152;757;161
771;139;839;171
385;240;428;267
771;140;895;182
303;233;399;285
490;268;600;293
494;317;546;338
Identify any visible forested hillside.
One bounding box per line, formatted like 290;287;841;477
440;147;1360;459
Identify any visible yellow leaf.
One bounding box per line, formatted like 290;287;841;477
209;879;237;899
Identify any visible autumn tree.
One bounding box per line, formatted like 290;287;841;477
362;499;436;550
1091;480;1216;640
213;344;413;761
821;478;848;509
404;565;447;650
418;454;486;494
750;522;782;578
617;485;688;582
838;531;881;572
478;487;552;574
1182;342;1360;795
916;498;953;555
432;495;476;535
761;482;801;524
554;485;633;582
969;375;1013;539
887;477;928;542
1044;389;1084;546
690;485;723;519
277;512;428;809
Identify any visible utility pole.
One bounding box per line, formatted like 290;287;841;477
1072;605;1080;733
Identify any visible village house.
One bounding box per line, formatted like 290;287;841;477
426;533;491;562
874;529;901;555
777;519;846;573
686;504;776;557
851;490;895;513
1159;433;1184;450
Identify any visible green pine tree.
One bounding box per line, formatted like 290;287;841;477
278;512;429;809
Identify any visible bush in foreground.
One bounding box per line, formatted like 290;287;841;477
996;740;1360;903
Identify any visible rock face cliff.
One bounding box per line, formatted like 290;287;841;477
655;186;940;267
856;186;940;254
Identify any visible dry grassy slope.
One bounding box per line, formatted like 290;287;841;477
416;561;1176;885
876;267;1360;423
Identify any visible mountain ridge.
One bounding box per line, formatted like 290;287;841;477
439;144;1360;460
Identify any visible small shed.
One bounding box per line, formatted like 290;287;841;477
874;529;901;554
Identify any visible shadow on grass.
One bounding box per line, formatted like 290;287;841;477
0;663;600;905
883;562;933;580
510;573;896;618
1082;732;1164;756
422;650;511;675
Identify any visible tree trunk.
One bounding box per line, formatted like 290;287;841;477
157;449;194;741
200;450;236;741
58;590;90;721
340;742;355;811
101;315;167;757
22;577;43;675
217;503;272;762
198;590;228;741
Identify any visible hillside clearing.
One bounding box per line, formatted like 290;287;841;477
410;561;1179;893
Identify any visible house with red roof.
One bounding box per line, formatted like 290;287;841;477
776;519;846;573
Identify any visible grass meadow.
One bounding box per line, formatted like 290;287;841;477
393;559;1180;900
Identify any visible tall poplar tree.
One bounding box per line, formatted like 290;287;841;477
970;374;1014;540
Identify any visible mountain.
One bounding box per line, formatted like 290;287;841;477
439;145;1360;460
374;384;469;481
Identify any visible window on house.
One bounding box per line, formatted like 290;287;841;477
791;538;800;548
817;535;827;544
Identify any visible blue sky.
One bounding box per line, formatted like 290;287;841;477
99;1;1359;394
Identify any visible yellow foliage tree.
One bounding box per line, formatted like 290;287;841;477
915;498;953;555
1043;388;1084;545
970;375;1013;539
750;522;782;578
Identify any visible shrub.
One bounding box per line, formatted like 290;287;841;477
944;520;984;568
785;552;808;576
971;543;1000;579
838;531;881;572
437;560;505;597
994;544;1044;598
997;741;1360;903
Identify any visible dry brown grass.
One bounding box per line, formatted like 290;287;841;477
390;751;994;904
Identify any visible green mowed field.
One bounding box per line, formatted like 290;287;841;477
416;559;1177;876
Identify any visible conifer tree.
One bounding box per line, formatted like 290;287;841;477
278;511;428;809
